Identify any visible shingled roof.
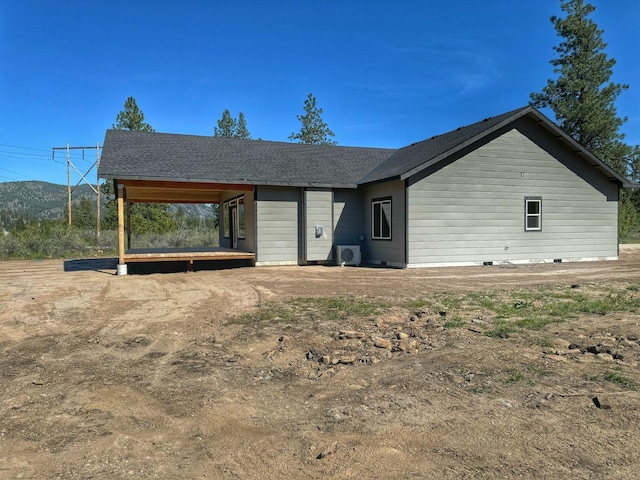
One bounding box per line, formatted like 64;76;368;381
99;131;394;188
99;106;631;189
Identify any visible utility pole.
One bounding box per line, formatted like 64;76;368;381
66;144;71;225
52;144;102;234
96;142;101;238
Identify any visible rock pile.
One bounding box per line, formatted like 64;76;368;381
305;309;448;368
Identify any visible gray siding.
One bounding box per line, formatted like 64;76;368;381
304;189;333;261
407;120;619;266
363;180;406;266
333;189;365;246
255;186;300;265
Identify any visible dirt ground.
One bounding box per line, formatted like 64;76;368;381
2;251;640;479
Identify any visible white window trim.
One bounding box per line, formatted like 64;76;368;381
372;198;392;240
237;195;245;239
223;195;246;239
525;197;542;232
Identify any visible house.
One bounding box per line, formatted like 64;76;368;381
98;106;632;274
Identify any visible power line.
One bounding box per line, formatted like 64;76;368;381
0;143;97;172
0;154;64;165
0;151;91;161
0;154;66;166
0;173;21;181
0;166;32;179
0;142;103;186
0;149;52;159
0;143;51;152
0;144;95;163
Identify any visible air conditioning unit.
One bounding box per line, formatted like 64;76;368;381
336;245;361;266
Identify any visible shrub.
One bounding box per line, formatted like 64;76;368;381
0;218;219;260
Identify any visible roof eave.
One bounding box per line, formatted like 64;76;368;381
101;174;256;185
100;174;357;189
529;112;633;188
399;107;534;182
357;175;402;187
398;106;632;187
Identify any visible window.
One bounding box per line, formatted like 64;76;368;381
372;198;392;240
525;197;542;231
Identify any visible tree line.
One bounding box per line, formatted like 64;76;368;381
100;92;338;235
116;92;336;145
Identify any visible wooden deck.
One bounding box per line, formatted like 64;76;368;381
124;247;255;264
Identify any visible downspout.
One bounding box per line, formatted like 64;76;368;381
253;186;259;264
405;179;409;266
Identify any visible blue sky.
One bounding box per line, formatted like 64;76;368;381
1;0;638;185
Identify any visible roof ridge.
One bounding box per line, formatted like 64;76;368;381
104;128;396;152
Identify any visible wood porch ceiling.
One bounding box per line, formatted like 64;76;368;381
118;179;253;204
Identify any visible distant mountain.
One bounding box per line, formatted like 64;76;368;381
0;180;216;228
0;181;96;220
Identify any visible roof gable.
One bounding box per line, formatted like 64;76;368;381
357;106;630;187
357;107;528;185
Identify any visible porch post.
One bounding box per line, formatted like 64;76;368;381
117;183;127;275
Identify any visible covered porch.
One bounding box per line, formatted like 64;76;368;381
115;179;255;274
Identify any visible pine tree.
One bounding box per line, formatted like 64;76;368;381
235;112;251;139
107;97;176;235
289;93;337;145
214;110;251;139
70;198;96;229
531;0;640;238
530;0;629;174
113;97;155;132
214;109;237;138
